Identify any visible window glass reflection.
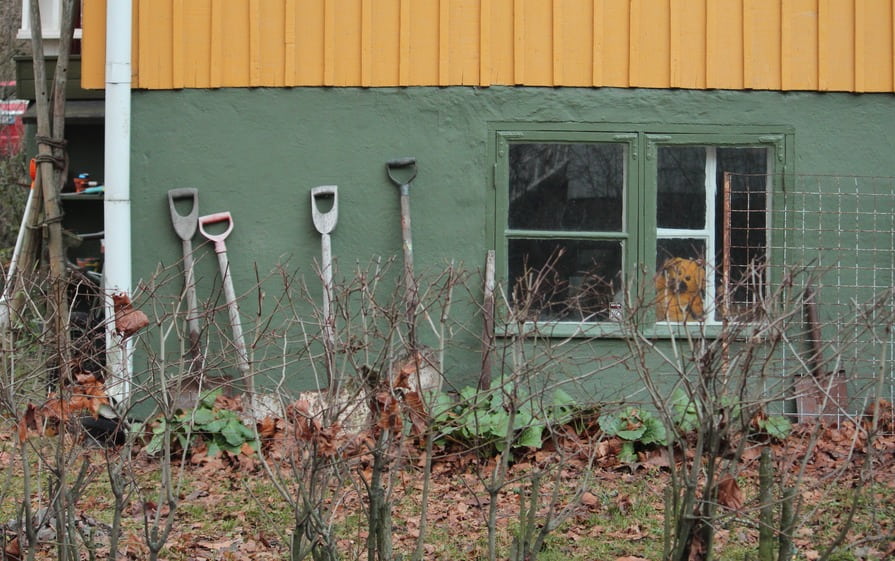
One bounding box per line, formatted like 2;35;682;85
509;239;624;321
509;143;625;232
657;146;706;229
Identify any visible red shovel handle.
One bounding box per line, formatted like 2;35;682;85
198;212;234;250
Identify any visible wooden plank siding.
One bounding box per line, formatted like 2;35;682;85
81;0;895;92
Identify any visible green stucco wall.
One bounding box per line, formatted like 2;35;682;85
129;87;895;401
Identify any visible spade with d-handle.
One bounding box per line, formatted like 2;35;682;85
198;212;252;396
167;188;203;372
311;185;338;390
386;157;419;343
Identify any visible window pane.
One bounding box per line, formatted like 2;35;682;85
509;143;625;232
657;146;706;229
716;147;769;316
508;239;623;321
655;239;707;322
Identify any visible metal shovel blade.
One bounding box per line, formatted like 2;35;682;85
311;185;338;235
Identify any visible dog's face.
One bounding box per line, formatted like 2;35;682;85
655;257;706;321
660;257;705;296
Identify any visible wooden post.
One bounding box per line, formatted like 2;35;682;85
479;250;495;390
758;447;775;561
28;0;77;382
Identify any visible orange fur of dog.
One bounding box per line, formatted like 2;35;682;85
655;257;705;322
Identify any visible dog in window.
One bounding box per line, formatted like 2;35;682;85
655;257;705;322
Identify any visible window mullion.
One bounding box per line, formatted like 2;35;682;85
705;147;718;319
505;229;629;241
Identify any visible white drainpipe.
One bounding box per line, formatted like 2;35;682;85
104;0;133;405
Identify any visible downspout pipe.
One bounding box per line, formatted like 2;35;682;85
104;0;133;405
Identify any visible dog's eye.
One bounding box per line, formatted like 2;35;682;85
685;276;691;281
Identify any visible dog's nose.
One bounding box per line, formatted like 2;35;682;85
676;281;687;293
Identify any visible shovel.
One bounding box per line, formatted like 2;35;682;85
167;188;202;371
385;159;442;396
386;157;419;339
311;185;338;390
198;212;251;396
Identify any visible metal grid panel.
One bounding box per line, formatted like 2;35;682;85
730;173;895;428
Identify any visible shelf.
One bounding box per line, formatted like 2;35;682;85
60;192;103;201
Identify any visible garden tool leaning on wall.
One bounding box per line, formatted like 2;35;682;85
386;158;419;343
311;185;339;393
168;189;204;373
386;158;441;394
199;211;255;414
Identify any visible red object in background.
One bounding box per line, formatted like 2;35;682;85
1;82;27;157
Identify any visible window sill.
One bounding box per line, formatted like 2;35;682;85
496;321;729;340
640;322;727;339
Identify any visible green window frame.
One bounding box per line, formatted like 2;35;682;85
490;124;792;337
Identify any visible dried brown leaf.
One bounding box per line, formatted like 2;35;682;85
113;292;150;337
580;491;599;509
403;391;428;436
375;393;402;433
315;423;343;457
717;475;743;511
4;536;21;561
257;416;278;440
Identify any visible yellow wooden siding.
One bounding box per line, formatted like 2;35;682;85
782;0;819;90
670;0;706;89
81;0;895;93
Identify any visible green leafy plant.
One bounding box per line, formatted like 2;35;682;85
668;388;793;442
145;389;259;457
669;388;700;433
598;406;667;463
752;413;793;440
431;384;578;454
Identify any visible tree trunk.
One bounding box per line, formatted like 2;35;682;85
28;0;76;382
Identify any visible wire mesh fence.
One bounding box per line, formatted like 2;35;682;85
728;172;895;428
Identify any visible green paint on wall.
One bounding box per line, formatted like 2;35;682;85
128;86;895;398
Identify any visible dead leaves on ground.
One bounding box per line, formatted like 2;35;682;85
284;398;346;458
268;355;433;464
16;373;111;442
8;382;892;560
717;475;744;512
3;536;21;561
3;408;893;561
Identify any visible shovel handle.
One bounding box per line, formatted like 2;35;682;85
386;157;417;188
198;212;234;251
311;185;339;235
168;187;198;202
168;188;199;241
387;157;416;168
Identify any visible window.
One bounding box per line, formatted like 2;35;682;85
493;126;789;331
506;140;629;322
